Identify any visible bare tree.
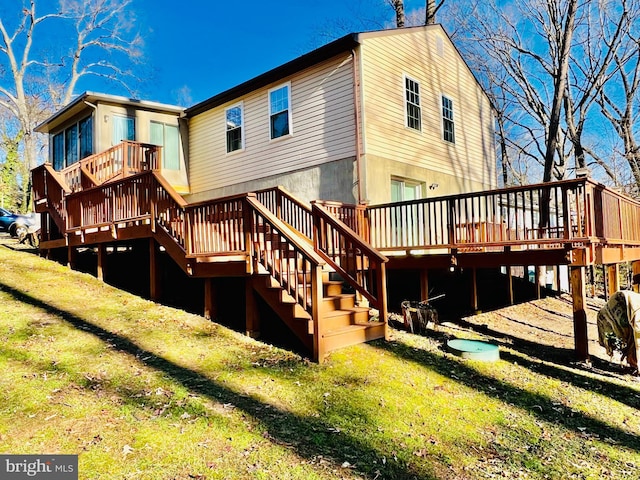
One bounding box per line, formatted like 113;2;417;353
597;23;640;192
425;0;444;25
0;0;142;179
387;0;405;28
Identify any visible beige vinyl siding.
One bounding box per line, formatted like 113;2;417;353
189;54;356;196
360;27;496;191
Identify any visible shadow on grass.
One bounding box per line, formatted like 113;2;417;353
419;318;640;410
372;338;640;454
0;281;432;480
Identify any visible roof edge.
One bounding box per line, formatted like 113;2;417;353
35;92;185;133
185;33;361;117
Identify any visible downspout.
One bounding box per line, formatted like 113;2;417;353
83;101;98;156
352;47;364;204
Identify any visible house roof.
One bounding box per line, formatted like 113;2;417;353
184;24;489;118
184;33;361;118
35;92;185;133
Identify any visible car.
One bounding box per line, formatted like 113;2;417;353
0;207;35;238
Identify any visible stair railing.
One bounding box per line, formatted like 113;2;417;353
31;163;70;234
256;186;314;240
312;202;388;324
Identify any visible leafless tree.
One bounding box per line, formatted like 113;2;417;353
596;5;640;193
387;0;405;28
0;0;142;179
425;0;444;25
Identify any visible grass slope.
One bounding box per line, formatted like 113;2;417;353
1;243;639;479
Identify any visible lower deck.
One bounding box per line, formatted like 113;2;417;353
32;160;640;362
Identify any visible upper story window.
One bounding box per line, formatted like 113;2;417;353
112;115;135;144
225;104;244;153
269;83;291;139
50;115;93;171
442;95;455;144
405;76;421;131
150;121;180;170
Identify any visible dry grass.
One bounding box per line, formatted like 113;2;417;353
1;236;640;479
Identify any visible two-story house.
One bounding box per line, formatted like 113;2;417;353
33;24;555;362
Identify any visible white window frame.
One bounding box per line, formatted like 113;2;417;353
441;95;455;144
150;121;180;170
268;82;292;140
404;75;422;131
225;102;244;153
391;177;423;202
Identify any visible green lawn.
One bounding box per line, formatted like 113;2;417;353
1;242;639;479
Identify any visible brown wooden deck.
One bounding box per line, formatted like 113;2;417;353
32;142;640;362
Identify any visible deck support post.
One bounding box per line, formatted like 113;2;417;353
632;260;640;293
507;266;514;305
97;244;107;281
570;266;590;362
471;267;479;312
245;278;260;338
420;269;429;301
149;238;161;301
606;263;620;297
67;245;77;270
204;278;217;321
536;265;543;299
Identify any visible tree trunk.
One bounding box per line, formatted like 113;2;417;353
390;0;405;28
426;0;437;24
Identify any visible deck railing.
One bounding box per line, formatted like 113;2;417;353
256;186;314;240
60;141;162;192
366;179;593;251
592;182;640;244
31;163;69;234
186;194;248;255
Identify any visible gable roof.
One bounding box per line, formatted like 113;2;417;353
35;92;184;133
185;24;469;118
184;33;361;118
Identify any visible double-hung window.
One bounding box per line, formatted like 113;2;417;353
442;95;455;143
150;121;180;170
225;104;244;153
405;76;421;131
269;83;291;139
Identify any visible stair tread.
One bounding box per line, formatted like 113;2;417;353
323;307;370;318
323;321;385;336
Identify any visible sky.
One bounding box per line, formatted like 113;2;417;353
100;0;394;108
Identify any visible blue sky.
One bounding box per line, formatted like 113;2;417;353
118;0;394;107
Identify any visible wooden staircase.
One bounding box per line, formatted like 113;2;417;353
32;154;389;362
251;264;386;359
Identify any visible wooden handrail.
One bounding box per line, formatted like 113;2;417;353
312;202;387;318
255;186;314;240
247;196;326;354
57;141;163;193
366;180;592;251
247;196;325;265
31;163;69;234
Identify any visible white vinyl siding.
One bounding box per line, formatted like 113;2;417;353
188;55;356;195
359;28;496;189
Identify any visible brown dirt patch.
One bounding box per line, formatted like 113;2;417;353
436;292;639;376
